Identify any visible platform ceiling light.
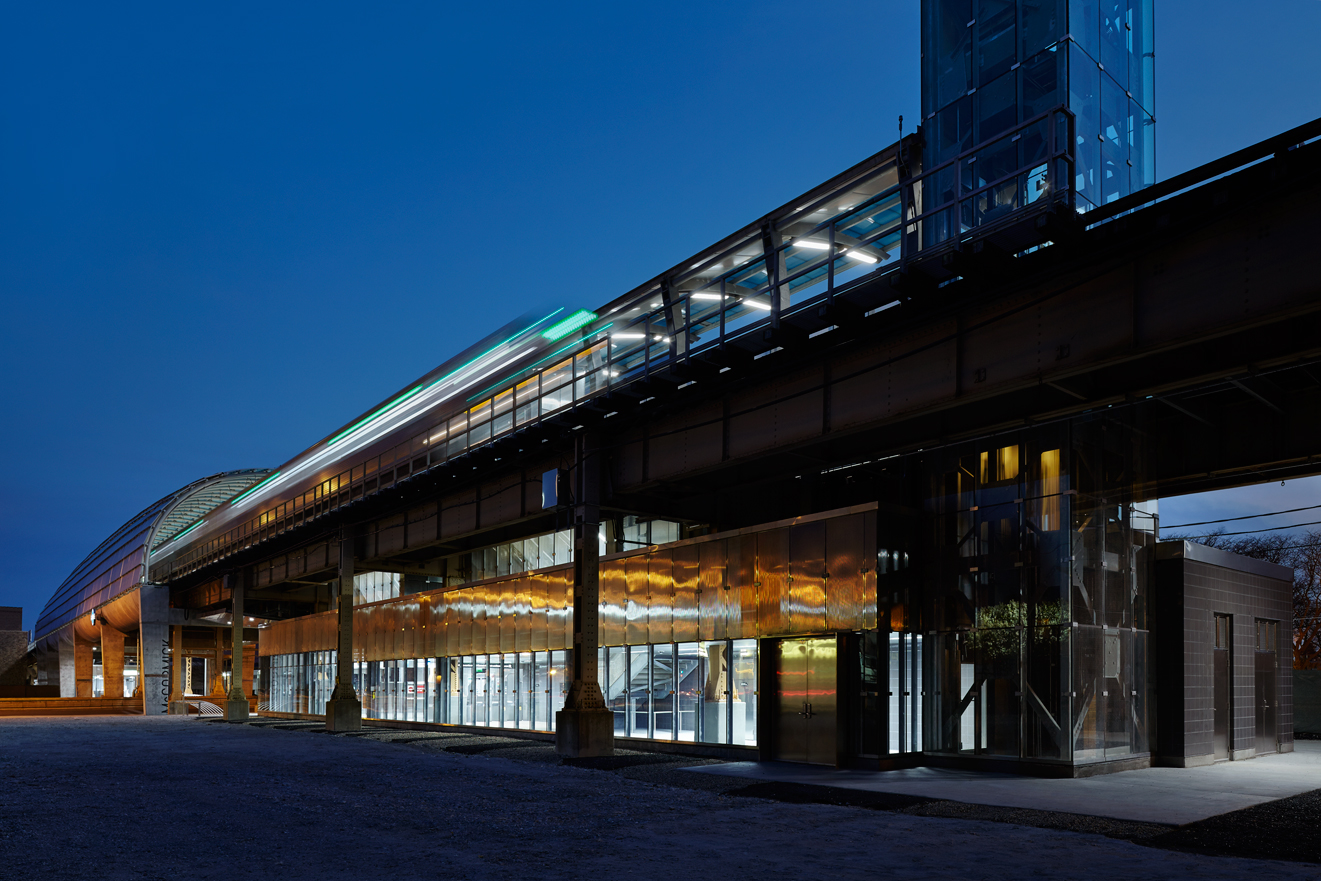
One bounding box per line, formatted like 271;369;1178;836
848;250;878;264
795;240;830;250
541;310;598;341
743;299;773;311
612;332;646;339
691;293;724;301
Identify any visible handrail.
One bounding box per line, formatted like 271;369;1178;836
1087;114;1321;226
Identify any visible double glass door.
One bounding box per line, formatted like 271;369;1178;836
774;637;838;765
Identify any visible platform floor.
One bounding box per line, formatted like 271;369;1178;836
684;742;1321;825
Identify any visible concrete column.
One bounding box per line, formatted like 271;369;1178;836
74;634;94;698
58;637;75;697
555;430;614;757
210;628;227;698
326;524;361;731
225;573;249;721
139;584;171;714
168;623;189;714
99;625;125;699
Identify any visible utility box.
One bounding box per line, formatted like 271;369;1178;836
1155;541;1293;766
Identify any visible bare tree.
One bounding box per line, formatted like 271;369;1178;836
1166;529;1321;669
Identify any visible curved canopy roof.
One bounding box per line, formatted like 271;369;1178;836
33;470;270;644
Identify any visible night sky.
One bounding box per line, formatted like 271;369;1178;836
3;2;1319;630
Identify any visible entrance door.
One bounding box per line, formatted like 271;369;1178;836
1213;614;1231;760
1255;619;1278;754
775;637;838;765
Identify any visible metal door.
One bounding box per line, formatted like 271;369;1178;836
1255;619;1278;754
775;637;838;765
1213;614;1230;760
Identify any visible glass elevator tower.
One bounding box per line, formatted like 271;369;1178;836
922;0;1154;214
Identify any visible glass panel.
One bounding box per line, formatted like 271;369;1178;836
550;649;569;731
606;646;627;735
652;644;675;741
731;639;757;746
628;645;651;738
502;653;518;728
676;642;705;743
518;652;534;729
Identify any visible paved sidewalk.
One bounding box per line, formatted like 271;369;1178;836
685;742;1321;824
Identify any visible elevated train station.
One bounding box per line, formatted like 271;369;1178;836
29;0;1316;774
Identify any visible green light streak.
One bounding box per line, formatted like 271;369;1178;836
465;324;614;403
541;309;598;341
327;385;425;446
229;471;281;506
159;518;206;547
422;309;563;393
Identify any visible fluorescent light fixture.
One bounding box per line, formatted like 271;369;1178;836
743;299;773;311
542;309;598;341
691;293;724;301
847;250;878;264
794;240;830;250
612;332;645;339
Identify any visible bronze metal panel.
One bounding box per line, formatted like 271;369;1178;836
825;514;865;631
737;535;759;638
390;603;404;660
790;521;828;633
647;551;674;645
514;577;532;652
500;579;515;653
698;540;726;641
529;575;548;652
600;558;626;647
555;569;573;650
400;599;417;659
457;588;473;656
862;510;878;630
471;586;488;656
625;555;648;646
672;543;700;643
757;528;790;637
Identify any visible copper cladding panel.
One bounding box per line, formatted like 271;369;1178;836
647;550;674;645
500;580;516;654
625;555;649;646
789;521;828;634
514;578;532;652
390;603;404;660
671;543;700;643
530;575;548;652
698;540;726;641
400;598;419;659
736;535;758;638
417;597;434;657
556;569;573;650
543;570;565;651
862;510;878;630
756;528;790;636
825;514;865;631
471;586;488;656
457;588;473;656
600;558;627;647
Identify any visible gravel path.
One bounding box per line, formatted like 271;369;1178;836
0;716;1316;880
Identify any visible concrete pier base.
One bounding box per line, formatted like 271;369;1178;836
325;698;362;732
224;698;249;722
168;701;191;715
555;708;614;757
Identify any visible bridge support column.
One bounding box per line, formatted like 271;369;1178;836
99;624;125;699
225;573;249;721
555;430;613;758
74;633;94;697
168;623;189;714
58;636;74;697
139;584;170;714
326;525;361;731
209;629;226;699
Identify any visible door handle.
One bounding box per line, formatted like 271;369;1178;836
798;701;814;719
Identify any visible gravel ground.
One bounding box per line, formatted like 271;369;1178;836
0;715;1317;881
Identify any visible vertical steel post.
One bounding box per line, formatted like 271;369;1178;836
326;523;362;730
225;572;249;720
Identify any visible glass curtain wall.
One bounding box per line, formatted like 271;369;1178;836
269;640;759;747
921;0;1154;223
921;410;1153;766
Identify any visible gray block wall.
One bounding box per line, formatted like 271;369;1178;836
1155;541;1293;765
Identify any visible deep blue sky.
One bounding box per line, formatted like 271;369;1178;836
3;2;1319;631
